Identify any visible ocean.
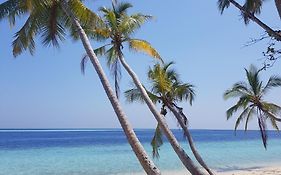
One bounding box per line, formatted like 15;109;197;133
0;129;281;175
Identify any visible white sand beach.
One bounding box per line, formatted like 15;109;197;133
218;165;281;175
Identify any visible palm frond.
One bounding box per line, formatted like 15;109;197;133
41;2;66;47
263;109;281;122
125;88;144;103
265;112;280;131
262;102;281;115
150;66;172;95
12;14;38;57
124;87;159;104
99;6;110;14
223;81;251;100
10;1;48;57
163;61;175;71
235;106;251;131
79;45;112;75
173;83;196;105
245;106;255;131
245;65;261;96
94;45;108;57
165;63;178;83
244;0;263;14
105;46;118;67
217;0;230;14
242;0;263;24
80;53;89;75
119;14;152;36
226;96;250;119
262;75;281;95
151;124;163;159
68;0;103;28
0;0;34;26
128;39;162;62
114;2;132;14
87;28;111;41
103;10;117;30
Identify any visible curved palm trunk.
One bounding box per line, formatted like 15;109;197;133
60;1;161;174
274;0;281;20
118;54;204;175
229;0;281;41
165;102;215;175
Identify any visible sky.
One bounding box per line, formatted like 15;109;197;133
1;0;281;129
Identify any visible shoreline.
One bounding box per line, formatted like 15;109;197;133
218;165;281;175
124;164;281;175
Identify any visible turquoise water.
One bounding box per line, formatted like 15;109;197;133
0;129;281;174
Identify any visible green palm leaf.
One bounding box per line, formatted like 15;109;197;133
235;106;251;131
114;2;132;14
119;14;152;36
223;81;251;99
244;106;255;131
12;14;38;56
151;124;163;159
245;65;261;96
226;95;250;119
217;0;230;14
69;0;103;27
262;76;281;95
124;87;159;104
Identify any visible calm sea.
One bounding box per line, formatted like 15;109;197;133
0;129;281;175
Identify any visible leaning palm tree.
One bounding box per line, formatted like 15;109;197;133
218;0;281;21
125;62;215;175
81;3;204;174
81;2;162;98
224;65;281;148
217;0;281;41
0;1;161;174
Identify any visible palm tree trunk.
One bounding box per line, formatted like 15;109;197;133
118;54;205;175
229;0;281;41
165;102;215;175
274;0;281;20
60;1;161;175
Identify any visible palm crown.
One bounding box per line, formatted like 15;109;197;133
81;2;162;98
218;0;264;24
224;65;281;148
125;62;195;157
0;0;101;57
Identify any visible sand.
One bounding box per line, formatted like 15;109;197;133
124;165;281;175
218;165;281;175
159;165;281;175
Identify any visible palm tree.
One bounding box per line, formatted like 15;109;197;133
0;1;161;174
218;0;281;21
224;65;281;148
81;3;204;174
217;0;281;41
81;2;161;98
125;62;215;175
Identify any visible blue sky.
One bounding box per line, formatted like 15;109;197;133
1;0;281;129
